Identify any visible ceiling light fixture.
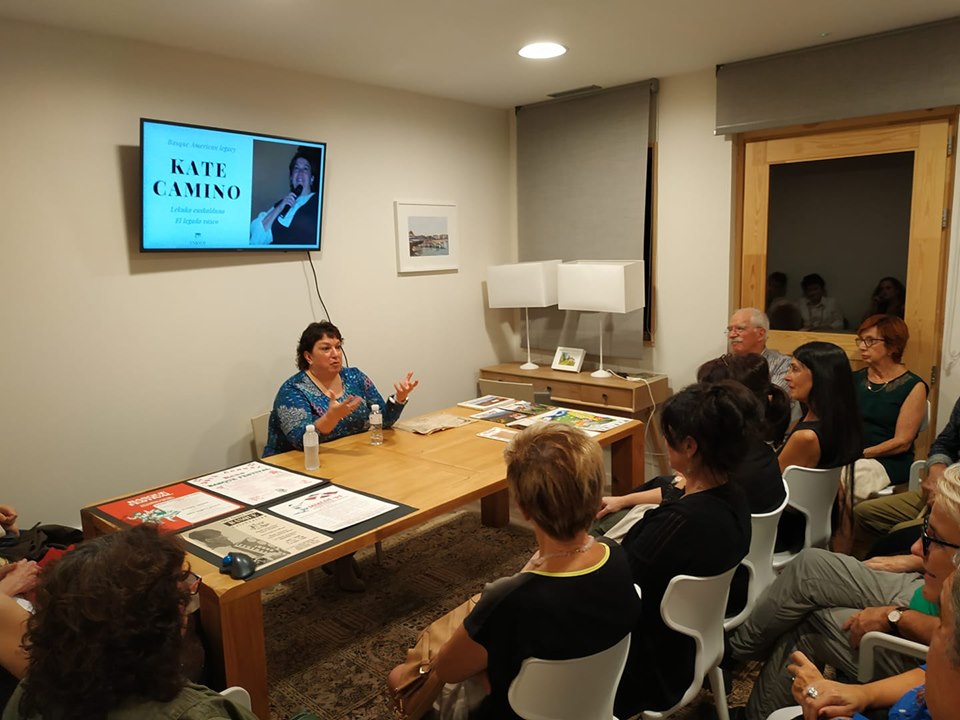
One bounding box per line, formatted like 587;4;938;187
518;42;567;60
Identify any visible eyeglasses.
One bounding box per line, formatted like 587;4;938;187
920;516;960;555
182;570;202;595
725;325;755;335
854;336;885;348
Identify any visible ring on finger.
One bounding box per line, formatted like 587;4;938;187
805;686;819;699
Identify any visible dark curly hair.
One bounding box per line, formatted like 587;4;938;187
660;380;762;478
19;524;190;720
296;320;342;371
697;352;791;447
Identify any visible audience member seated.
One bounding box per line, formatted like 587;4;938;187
769;302;804;331
0;596;28;709
798;273;845;331
766;271;804;330
775;341;863;552
263;321;418;591
854;315;927;487
264;320;418;455
854;395;960;558
594;353;787;539
865;275;906;321
387;423;641;720
727;308;791;391
783;563;960;720
0;507;18;541
614;381;753;717
2;524;257;720
730;463;960;720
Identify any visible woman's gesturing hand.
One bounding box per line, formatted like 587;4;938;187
394;371;419;404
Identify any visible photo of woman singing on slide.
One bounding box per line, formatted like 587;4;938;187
249;145;322;246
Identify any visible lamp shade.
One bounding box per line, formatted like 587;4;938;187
557;260;645;313
486;259;562;308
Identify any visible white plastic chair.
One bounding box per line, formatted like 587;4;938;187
766;708;801;720
724;481;790;631
221;686;252;710
908;459;925;494
507;633;631;720
250;411;271;459
772;465;842;570
641;567;737;720
857;630;928;682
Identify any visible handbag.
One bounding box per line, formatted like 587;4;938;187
389;594;480;720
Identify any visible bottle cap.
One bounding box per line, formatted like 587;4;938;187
372;404;380;412
306;424;315;432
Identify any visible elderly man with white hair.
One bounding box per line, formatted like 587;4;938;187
727;307;790;391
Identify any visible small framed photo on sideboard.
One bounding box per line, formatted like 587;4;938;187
551;347;585;373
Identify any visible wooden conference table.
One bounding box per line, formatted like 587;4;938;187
81;406;643;719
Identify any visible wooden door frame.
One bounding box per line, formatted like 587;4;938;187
736;109;957;454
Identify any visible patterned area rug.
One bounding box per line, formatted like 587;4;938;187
261;511;757;720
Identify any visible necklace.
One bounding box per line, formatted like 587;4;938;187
865;368;902;393
530;536;595;568
307;369;341;397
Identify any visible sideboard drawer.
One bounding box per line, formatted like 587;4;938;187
579;385;635;411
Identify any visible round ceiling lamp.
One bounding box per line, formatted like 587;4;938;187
518;42;567;59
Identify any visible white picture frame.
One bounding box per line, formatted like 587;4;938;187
551;346;585;373
394;201;458;274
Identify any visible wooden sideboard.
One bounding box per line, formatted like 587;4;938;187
479;363;670;418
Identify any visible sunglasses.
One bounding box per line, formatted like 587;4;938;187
921;516;960;555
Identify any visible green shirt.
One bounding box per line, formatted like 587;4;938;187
854;368;926;485
907;584;939;616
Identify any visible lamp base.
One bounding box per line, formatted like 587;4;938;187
519;361;539;370
591;369;613;378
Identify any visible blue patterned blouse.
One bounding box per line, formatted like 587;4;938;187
262;367;406;457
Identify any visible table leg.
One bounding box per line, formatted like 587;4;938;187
480;489;510;527
610;424;644;496
199;586;270;719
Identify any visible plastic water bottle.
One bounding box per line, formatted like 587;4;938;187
303;424;320;470
369;404;384;446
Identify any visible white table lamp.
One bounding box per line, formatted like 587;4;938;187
557;260;645;378
487;259;562;370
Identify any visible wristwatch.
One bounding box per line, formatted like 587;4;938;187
887;606;909;634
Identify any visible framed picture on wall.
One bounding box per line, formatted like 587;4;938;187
551;347;585;373
394;201;458;273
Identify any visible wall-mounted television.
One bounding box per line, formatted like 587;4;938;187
140;119;326;252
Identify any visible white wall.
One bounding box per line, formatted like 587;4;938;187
651;70;734;387
937;168;960;433
0;20;513;526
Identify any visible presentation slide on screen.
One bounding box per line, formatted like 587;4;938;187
141;121;324;250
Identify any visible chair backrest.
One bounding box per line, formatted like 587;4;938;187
655;567;737;715
782;465;842;550
507;633;631;720
221;686;252;710
857;630;928;682
908;459;925;494
251;412;271;459
724;481;790;632
478;378;537;403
